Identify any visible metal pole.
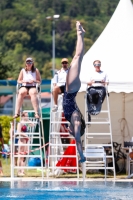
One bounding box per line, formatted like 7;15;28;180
10;122;13;179
52;20;55;77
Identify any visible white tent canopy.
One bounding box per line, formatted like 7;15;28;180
80;0;133;93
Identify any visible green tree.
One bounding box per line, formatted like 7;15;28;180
0;0;121;80
0;52;11;79
0;116;12;144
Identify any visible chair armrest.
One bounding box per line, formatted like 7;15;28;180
36;83;41;93
16;83;22;94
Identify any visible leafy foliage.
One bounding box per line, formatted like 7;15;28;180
0;0;124;80
0;116;20;144
0;116;13;144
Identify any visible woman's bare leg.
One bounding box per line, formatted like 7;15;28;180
66;21;85;93
15;87;28;115
29;88;39;115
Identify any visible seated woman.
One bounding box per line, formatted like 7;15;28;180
88;60;109;87
87;60;109;116
13;57;41;119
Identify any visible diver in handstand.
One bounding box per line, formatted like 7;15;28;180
63;21;86;163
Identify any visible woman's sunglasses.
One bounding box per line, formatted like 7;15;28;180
26;61;33;64
94;63;101;67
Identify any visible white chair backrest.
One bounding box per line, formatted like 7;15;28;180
84;147;106;160
51;78;55;92
27;118;39;133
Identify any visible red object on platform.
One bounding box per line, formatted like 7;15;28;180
21;125;27;132
56;139;77;173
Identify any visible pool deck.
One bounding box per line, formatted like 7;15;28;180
0;177;133;182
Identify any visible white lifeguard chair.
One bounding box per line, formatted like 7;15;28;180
83;84;116;179
10;83;45;179
48;81;79;178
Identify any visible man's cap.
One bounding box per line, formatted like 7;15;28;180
26;57;33;62
61;58;68;63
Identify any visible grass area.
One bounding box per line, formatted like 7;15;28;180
0;157;127;179
1;158;43;177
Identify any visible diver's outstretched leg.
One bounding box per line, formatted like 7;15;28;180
64;21;86;162
66;21;85;93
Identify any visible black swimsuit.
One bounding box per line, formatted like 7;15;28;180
63;90;86;136
63;91;80;122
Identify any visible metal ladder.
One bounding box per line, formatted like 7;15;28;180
84;86;116;179
10;84;45;179
48;92;79;178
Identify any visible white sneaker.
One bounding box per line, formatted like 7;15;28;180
48;172;55;177
54;169;64;177
17;172;24;176
52;105;58;112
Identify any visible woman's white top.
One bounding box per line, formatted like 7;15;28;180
90;70;109;87
21;68;36;86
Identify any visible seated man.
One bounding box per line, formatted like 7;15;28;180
52;58;69;112
87;60;109;116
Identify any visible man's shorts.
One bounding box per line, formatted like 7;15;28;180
59;85;65;93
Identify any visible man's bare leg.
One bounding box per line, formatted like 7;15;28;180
52;86;62;105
